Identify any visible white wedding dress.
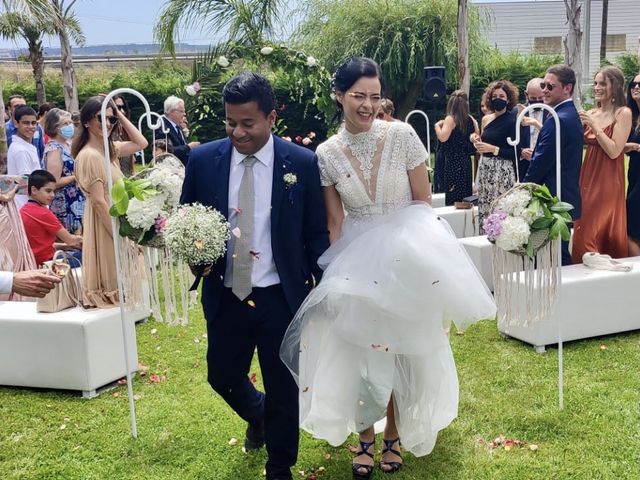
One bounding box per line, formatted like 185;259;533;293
280;120;496;456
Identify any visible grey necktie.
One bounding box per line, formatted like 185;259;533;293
232;155;257;300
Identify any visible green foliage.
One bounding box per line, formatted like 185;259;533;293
296;0;484;117
184;42;332;145
2;62;189;120
614;52;640;81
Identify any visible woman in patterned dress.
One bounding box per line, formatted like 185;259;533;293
471;80;521;232
43;108;85;234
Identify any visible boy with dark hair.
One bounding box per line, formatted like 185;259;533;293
20;170;82;266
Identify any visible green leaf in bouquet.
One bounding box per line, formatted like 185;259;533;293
541;203;552;218
118;216;138;238
129;181;154;201
549;219;562;240
531;216;554;229
550;201;574;213
525;240;535;258
559;220;571;241
534;184;552;200
110;178;129;216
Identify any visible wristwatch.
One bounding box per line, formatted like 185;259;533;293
493;146;500;156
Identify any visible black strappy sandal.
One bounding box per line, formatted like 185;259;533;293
352;439;375;479
379;437;403;474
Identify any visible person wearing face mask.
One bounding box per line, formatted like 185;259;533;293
42;108;86;234
72;96;148;308
471;80;521;232
625;73;640;256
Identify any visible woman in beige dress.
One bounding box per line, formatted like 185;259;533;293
71;96;148;308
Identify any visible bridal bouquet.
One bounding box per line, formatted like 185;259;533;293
164;203;230;289
109;156;184;247
483;183;573;258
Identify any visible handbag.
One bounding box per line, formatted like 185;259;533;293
36;250;81;313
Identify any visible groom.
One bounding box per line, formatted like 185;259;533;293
180;72;329;480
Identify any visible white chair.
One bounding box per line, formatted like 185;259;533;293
431;193;445;208
434;206;479;238
0;302;148;397
498;257;640;352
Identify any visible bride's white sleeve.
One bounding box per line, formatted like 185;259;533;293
316;145;338;187
399;123;428;170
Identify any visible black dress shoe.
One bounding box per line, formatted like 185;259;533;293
244;420;265;451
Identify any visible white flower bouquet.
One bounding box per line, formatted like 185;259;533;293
109;155;185;248
483;183;573;258
164;203;230;289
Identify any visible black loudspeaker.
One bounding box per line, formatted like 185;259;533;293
423;66;446;100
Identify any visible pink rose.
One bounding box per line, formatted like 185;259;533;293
295;135;302;143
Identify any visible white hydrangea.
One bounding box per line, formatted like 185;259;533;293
495;216;530;251
147;167;183;209
260;46;274;55
126;193;166;230
185;85;197;96
497;190;531;216
521;201;544;225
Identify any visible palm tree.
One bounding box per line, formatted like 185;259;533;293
0;6;55;104
154;0;283;54
49;0;85;112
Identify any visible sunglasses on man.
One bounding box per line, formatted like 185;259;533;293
540;82;558;91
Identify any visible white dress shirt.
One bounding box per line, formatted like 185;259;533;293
0;271;13;294
7;135;40;208
224;135;280;288
529;109;544;148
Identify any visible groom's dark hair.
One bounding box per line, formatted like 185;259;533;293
223;72;275;117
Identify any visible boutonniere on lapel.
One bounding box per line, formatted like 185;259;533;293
283;172;299;203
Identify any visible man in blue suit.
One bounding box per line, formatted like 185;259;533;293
524;64;583;265
180;72;329;480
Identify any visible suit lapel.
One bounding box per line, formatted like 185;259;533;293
271;135;290;233
214;140;232;219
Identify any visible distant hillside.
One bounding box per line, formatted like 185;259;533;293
0;43;209;58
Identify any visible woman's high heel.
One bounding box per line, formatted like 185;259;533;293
352;439;375;479
379;437;403;474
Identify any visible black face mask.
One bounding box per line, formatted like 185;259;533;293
527;98;544;111
491;98;508;112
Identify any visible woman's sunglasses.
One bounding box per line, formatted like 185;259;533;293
116;104;127;112
95;114;118;125
630;81;640;90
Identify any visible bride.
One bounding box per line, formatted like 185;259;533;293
280;57;496;478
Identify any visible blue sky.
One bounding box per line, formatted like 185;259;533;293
0;0;212;49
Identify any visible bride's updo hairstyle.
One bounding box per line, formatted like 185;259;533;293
331;57;385;122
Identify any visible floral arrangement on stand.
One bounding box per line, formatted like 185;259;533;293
485;183;574;327
164;203;230;290
109;158;184;247
483;183;573;258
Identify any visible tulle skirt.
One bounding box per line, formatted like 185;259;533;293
280;202;496;456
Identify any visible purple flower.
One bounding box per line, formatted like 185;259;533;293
483;210;508;241
154;215;168;234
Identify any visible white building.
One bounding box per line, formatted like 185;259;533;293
474;0;640;82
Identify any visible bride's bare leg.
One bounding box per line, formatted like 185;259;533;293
353;426;375;476
381;395;403;472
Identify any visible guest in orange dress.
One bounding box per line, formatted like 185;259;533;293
572;66;633;263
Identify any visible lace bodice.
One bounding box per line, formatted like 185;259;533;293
317;120;427;219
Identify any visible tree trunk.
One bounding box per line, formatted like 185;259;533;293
29;39;46;105
396;80;423;121
563;0;583;110
0;82;7;174
457;0;470;95
59;29;79;112
599;0;609;61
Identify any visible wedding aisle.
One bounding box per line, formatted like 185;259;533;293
0;305;637;479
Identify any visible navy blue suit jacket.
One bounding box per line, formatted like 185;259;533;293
180;135;329;320
162;116;191;166
524;100;583;220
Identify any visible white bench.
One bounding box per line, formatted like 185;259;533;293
0;302;149;398
459;235;493;291
497;257;640;352
432;193;445;208
434;206;479;238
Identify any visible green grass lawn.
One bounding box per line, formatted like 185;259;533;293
1;304;639;480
